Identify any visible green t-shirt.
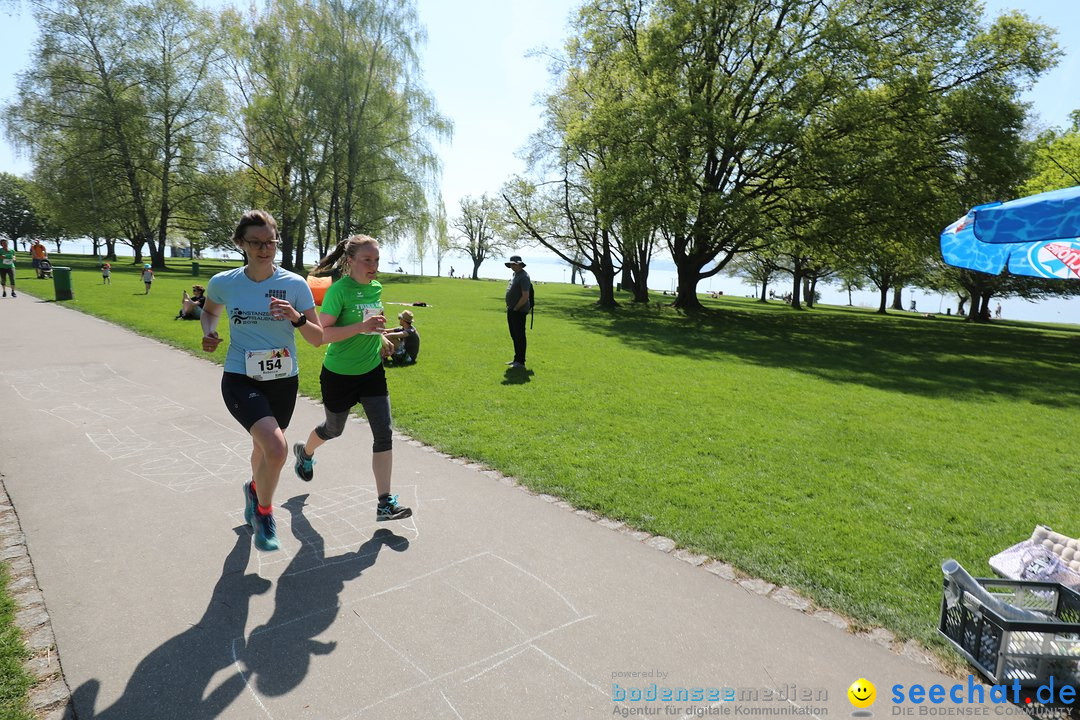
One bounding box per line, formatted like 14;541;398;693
321;276;383;375
0;249;14;268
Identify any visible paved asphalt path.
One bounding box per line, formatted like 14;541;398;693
0;297;976;720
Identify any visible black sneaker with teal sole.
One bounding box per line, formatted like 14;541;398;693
376;495;412;521
244;481;280;551
252;509;280;551
293;442;314;481
243;481;257;528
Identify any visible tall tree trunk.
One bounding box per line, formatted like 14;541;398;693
592;264;617;307
891;286;903;311
790;268;803;310
877;286;889;314
630;243;650;303
594;228;620;307
672;263;703;310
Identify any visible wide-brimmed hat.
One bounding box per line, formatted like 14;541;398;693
504;255;526;268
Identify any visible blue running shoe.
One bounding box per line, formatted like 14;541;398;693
376;495;412;521
252;510;280;552
243;481;257;528
293;442;314;481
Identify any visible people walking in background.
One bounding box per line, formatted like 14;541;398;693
995;302;1002;319
0;239;15;298
504;255;531;369
30;240;47;279
292;234;412;523
200;210;323;552
101;261;111;285
141;264;154;294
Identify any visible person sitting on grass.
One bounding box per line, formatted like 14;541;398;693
176;285;206;320
383;310;420;365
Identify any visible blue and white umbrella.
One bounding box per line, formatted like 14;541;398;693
940;185;1080;279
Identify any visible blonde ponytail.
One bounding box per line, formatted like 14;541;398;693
311;235;379;276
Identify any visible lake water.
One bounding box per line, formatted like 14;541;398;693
48;239;1080;325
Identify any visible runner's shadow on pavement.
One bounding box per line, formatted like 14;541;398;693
66;499;408;719
67;527;272;719
501;367;534;385
238;494;409;698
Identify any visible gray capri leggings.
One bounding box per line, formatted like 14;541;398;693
315;395;393;452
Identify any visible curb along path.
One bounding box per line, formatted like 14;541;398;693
0;475;74;720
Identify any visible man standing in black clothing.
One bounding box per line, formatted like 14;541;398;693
504;255;531;368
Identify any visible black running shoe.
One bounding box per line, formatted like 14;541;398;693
293;442;314;481
376;495;412;521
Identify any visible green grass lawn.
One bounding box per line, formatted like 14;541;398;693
0;563;32;720
8;253;1080;653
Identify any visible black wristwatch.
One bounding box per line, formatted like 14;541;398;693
291;314;307;328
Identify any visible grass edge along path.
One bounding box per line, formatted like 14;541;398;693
9;254;1080;679
0;473;46;720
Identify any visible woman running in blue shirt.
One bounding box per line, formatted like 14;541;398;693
201;210;323;551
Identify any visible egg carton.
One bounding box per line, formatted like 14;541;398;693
989;526;1080;589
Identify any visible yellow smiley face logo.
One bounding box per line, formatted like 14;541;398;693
848;678;876;708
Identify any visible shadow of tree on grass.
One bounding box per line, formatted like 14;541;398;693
542;294;1080;408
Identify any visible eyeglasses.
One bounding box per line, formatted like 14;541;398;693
246;240;279;251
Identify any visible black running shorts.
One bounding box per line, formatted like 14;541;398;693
220;372;299;431
319;364;388;414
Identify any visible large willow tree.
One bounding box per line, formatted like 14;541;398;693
7;0;226;268
226;0;450;270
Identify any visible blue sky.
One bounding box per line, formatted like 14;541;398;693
0;1;1078;320
2;1;1075;211
0;0;581;213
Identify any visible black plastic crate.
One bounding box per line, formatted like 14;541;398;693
939;575;1080;692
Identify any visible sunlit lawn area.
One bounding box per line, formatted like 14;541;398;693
9;252;1080;653
0;563;32;720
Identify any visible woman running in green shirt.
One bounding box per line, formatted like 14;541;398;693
292;234;412;521
0;239;15;298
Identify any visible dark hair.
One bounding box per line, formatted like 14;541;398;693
311;234;378;276
231;210;278;245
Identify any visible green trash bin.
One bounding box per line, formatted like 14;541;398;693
53;266;73;301
192;261;200;276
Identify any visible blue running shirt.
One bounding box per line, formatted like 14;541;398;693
206;266;316;376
